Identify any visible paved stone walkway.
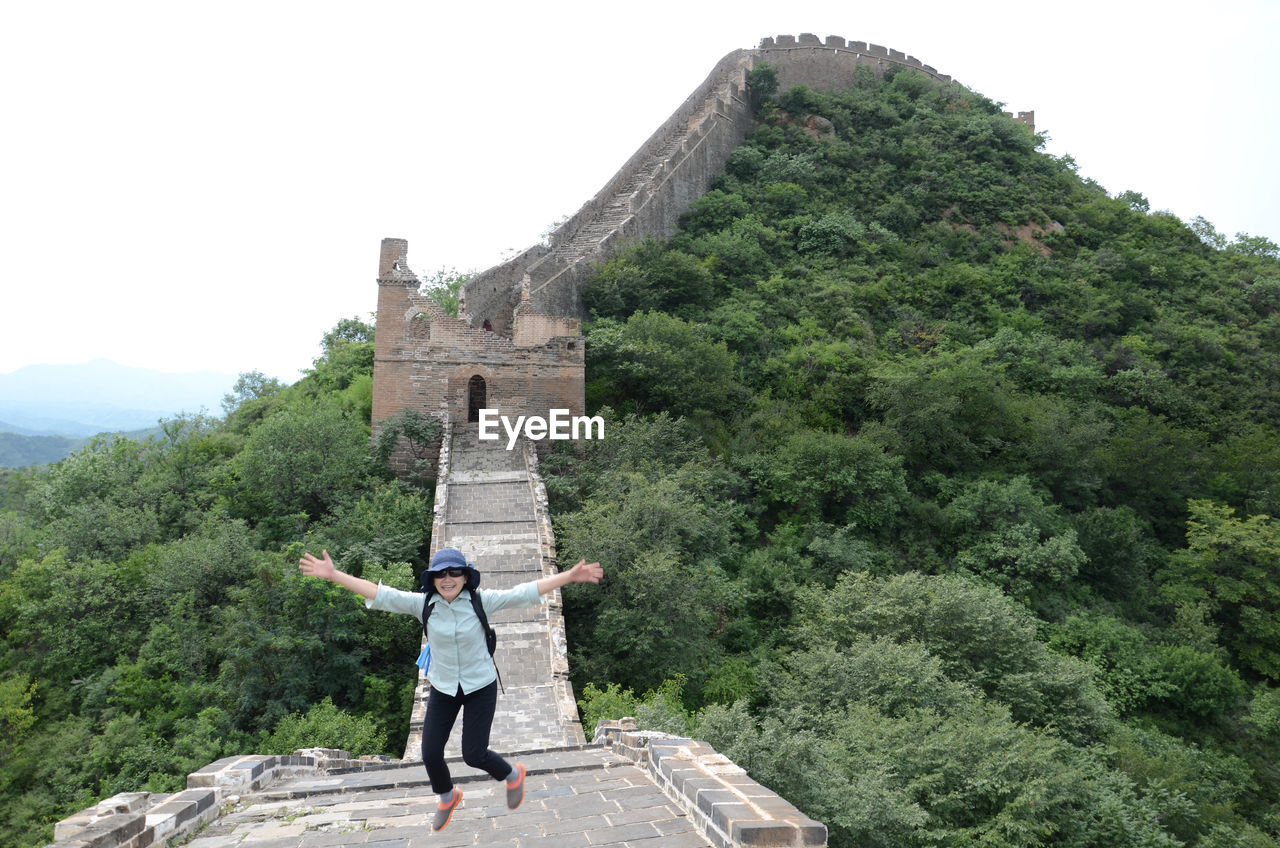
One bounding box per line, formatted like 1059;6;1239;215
181;746;712;848
403;425;585;764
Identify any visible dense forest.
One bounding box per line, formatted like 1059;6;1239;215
549;65;1280;847
1;64;1278;847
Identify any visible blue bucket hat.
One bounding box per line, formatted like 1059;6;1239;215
422;547;480;593
429;548;468;571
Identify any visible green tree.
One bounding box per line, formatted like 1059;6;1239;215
138;415;238;538
1228;233;1280;259
260;696;386;757
222;370;284;417
307;486;430;576
2;549;147;683
27;435;160;561
943;475;1088;600
793;570;1112;742
0;675;36;761
868;347;1022;475
232;398;371;524
302;316;375;400
740;429;908;532
371;407;443;489
215;555;369;729
583;240;714;319
421;268;470;317
746;62;778;101
697;698;1176;848
1159;500;1280;680
1050;612;1244;722
555;467;741;695
585;312;745;420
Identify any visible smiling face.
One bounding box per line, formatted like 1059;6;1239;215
432;567;467;602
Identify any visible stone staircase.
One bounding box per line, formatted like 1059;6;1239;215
403;424;585;761
540;132;689;269
460;48;754;325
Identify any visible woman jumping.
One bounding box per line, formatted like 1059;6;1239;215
298;546;603;831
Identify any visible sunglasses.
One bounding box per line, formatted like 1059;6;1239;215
433;567;467;578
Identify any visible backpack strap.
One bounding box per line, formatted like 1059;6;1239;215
471;590;504;694
469;590;497;657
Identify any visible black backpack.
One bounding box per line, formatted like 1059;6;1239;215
421;571;502;690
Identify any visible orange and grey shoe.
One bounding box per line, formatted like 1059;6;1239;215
506;763;526;810
433;787;463;831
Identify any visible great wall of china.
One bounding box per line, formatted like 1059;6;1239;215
46;34;1015;848
460;33;1030;337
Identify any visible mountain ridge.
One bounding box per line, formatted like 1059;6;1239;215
0;359;237;438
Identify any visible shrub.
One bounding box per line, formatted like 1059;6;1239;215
261;697;386;757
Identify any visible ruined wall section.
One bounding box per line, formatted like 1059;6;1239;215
460;35;967;330
373;238;584;476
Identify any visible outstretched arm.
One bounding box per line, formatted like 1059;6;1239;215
537;559;603;596
298;550;379;600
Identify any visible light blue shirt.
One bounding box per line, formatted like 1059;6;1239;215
366;580;543;695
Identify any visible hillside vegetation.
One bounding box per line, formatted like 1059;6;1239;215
0;320;437;846
0;65;1277;848
546;65;1280;847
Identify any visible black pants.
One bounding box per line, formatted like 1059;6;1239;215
421;681;511;794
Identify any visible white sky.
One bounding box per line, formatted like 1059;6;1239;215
2;0;1277;382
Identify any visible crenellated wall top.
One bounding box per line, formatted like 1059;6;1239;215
758;33;954;83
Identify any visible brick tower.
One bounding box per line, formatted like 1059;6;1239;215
371;238;584;474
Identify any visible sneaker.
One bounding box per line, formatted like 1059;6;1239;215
433;788;463;831
506;763;526;810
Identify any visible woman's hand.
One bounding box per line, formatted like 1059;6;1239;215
568;559;604;584
536;558;604;596
298;550;338;581
297;550;379;599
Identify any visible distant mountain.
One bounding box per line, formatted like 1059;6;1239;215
0;419;49;437
0;360;237;438
0;432;86;468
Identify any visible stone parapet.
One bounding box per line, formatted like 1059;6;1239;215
44;749;395;848
49;734;822;847
50;792;150;848
595;720;828;847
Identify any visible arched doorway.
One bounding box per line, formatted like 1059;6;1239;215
467;375;487;422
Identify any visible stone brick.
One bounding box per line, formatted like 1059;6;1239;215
731;820;804;847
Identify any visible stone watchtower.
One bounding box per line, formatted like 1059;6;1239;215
371;238;584;473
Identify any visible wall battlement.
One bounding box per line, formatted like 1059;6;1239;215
758;33;953;83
